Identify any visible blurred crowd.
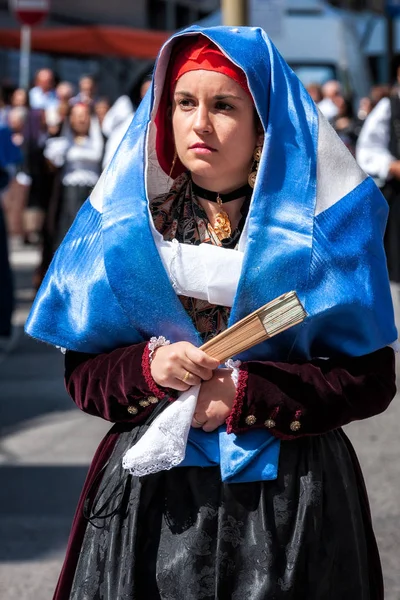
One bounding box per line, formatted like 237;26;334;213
0;67;152;344
1;63;400;345
306;79;391;154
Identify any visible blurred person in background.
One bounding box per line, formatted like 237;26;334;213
331;96;359;155
35;100;69;288
45;104;66;137
71;75;98;107
45;82;75;139
0;123;22;346
29;68;58;110
357;96;373;122
369;84;391;109
356;86;390;127
135;73;152;103
353;86;390;139
2;106;30;239
102;71;152;169
318;79;343;121
43;102;103;254
357;63;400;283
94;97;111;128
4;97;49;245
101;94;134;143
56;81;75;104
306;82;323;104
0;87;9;127
21;106;50;245
10;87;29;108
8;106;27;146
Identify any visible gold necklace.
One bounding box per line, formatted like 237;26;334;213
213;194;232;241
191;180;251;242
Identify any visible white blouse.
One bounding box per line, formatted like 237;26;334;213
356;96;396;185
45;117;104;187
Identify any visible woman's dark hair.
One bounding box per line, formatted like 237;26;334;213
128;67;154;109
339;97;354;119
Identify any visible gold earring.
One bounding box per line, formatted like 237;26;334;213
168;150;177;180
248;146;262;188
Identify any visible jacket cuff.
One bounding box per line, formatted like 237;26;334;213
124;342;170;422
225;363;306;440
225;347;396;440
141;343;167;400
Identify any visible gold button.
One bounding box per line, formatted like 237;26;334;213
290;420;301;432
148;396;159;404
245;415;257;426
139;399;150;407
264;419;276;429
127;405;138;415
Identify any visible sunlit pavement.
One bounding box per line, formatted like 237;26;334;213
0;238;108;600
0;239;399;599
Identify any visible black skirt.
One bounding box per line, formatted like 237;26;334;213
55;184;93;249
69;426;382;600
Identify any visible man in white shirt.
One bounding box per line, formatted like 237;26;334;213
357;85;400;282
29;68;58;110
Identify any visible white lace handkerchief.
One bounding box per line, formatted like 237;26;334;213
122;385;200;477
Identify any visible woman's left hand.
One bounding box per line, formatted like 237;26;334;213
192;368;236;432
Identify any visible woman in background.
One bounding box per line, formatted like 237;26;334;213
44;102;103;249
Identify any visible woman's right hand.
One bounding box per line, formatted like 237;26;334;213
150;341;220;391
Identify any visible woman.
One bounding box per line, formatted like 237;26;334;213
26;27;397;599
44;102;103;249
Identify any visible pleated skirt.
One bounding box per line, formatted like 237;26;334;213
69;426;382;600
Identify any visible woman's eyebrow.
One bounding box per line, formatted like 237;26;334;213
174;90;195;97
174;91;244;101
213;94;244;101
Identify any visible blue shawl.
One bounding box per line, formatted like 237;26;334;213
25;26;397;482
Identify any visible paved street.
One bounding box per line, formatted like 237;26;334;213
0;241;399;600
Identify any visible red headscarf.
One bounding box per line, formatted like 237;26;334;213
155;35;251;178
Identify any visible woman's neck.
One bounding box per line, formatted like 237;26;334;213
191;175;250;232
191;173;249;196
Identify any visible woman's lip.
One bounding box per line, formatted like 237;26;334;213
189;144;216;153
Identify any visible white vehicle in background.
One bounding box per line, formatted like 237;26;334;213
199;0;374;104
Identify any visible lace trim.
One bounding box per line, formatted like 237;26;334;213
141;344;166;400
122;385;201;477
148;335;170;363
226;367;248;434
225;358;242;386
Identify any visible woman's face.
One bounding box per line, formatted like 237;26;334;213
11;89;28;107
70;104;91;136
172;70;263;193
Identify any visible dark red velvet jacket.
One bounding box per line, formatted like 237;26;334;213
65;343;396;440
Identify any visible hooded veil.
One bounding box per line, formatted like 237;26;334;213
25;25;397;482
26;26;396;360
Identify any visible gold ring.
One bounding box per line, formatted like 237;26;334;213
193;416;207;427
182;370;191;383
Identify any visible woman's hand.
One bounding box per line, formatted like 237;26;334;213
150;341;219;391
192;368;236;432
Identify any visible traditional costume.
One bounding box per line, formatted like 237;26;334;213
26;26;397;599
